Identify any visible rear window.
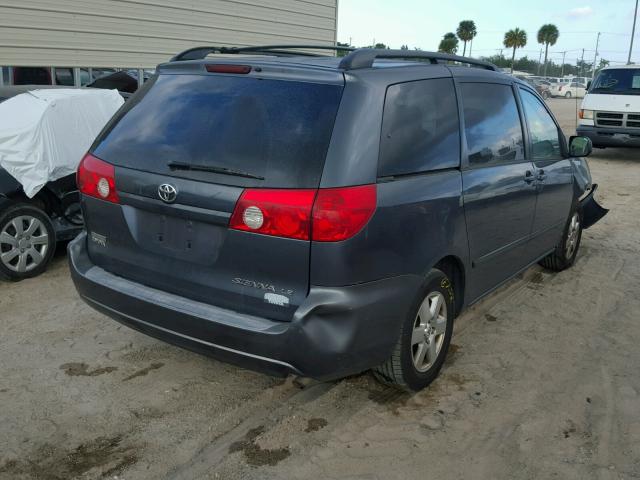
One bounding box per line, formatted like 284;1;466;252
591;69;640;95
93;74;344;188
378;78;460;177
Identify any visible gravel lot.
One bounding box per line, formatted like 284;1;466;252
1;98;639;480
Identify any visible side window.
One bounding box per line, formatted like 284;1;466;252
519;88;563;161
378;78;460;177
459;83;525;166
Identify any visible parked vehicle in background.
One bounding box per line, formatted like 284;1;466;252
562;76;588;86
578;65;640;148
11;67;52;85
542;77;564;85
69;46;607;391
550;81;586;98
6;67;154;88
525;78;551;99
0;87;124;280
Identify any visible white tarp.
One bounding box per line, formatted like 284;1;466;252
0;88;124;197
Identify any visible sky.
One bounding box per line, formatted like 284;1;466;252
337;0;640;65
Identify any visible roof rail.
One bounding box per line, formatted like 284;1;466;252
171;45;355;62
338;49;498;71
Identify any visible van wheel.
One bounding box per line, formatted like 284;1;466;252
565;91;572;98
373;269;454;391
0;203;56;280
540;209;582;272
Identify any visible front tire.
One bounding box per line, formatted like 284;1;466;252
373;269;455;391
540;209;582;272
565;91;572;98
0;203;56;280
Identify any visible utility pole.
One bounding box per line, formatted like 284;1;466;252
629;0;639;64
537;48;543;75
580;48;585;77
561;51;567;77
469;38;473;57
592;32;601;79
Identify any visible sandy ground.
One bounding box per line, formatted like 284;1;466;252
1;99;639;480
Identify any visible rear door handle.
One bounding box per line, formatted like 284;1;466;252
524;170;535;184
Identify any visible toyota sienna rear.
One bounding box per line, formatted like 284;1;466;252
70;46;606;391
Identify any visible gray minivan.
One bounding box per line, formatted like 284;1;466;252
69;46;607;391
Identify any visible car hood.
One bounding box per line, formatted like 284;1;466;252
581;93;640;112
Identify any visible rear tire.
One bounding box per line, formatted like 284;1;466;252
373;269;455;391
565;91;572;98
0;203;56;281
540;208;582;272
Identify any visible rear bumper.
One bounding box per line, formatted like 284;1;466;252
577;125;640;148
68;232;422;380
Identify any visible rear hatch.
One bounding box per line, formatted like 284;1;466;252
82;64;344;321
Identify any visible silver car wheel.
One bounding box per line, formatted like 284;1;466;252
0;215;50;273
411;292;447;373
565;212;580;260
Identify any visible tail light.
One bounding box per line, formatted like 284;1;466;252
312;185;377;242
229;189;317;240
229;185;377;242
77;153;119;203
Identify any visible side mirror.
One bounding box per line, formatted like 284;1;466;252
586;80;592;91
569;136;593;157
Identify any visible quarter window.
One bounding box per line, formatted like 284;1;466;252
378;78;460;177
519;89;563;160
460;83;525;166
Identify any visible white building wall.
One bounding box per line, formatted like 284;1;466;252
0;0;338;68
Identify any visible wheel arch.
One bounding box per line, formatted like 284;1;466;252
3;189;53;217
434;255;465;317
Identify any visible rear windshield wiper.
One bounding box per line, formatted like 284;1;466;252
168;161;264;180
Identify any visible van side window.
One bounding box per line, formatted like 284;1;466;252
378;78;460;177
519;89;563;160
460;83;525;166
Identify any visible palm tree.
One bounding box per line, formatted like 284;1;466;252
503;28;527;74
438;32;459;55
537;24;559;76
456;20;477;56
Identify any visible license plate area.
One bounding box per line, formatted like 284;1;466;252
122;205;226;264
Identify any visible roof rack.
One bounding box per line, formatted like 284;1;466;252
338;49;498;71
169;45;498;72
171;45;355;62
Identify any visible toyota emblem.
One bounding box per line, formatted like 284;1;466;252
158;183;178;203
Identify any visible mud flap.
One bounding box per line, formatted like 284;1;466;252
580;184;608;229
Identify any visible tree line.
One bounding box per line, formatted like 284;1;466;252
437;21;561;74
339;21;609;77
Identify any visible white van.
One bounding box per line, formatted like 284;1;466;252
577;65;640;147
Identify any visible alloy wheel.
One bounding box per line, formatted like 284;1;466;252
410;292;447;372
0;215;50;273
565;212;580;260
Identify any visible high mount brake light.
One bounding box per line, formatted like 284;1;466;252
205;64;252;74
229;185;377;242
77;153;119;203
